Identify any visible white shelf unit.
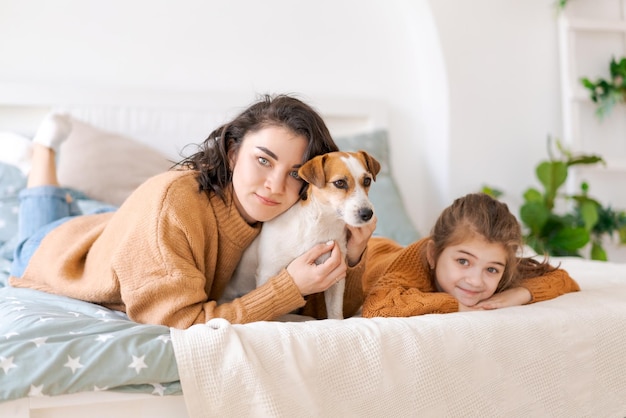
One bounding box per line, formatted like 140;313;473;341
558;1;626;197
557;1;626;261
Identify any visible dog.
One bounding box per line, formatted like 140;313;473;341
224;150;381;320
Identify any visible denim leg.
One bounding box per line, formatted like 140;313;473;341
10;186;83;279
17;186;82;242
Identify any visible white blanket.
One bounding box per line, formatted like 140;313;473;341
171;258;626;417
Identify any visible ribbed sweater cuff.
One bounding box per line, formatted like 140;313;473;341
241;268;305;321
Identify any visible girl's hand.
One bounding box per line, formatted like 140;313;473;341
472;287;532;310
345;215;377;266
287;241;347;296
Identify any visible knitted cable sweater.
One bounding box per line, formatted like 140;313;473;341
9;170;366;328
361;237;580;318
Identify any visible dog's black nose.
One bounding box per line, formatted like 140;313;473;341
358;207;373;222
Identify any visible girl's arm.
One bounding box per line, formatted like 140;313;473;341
518;267;580;303
363;281;459;317
361;239;459;318
470;287;532;310
473;264;580;310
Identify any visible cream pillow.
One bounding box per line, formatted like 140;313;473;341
57;118;173;206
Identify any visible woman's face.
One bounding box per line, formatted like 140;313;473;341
229;125;308;224
428;235;507;307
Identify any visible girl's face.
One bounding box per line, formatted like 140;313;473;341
229;125;308;224
428;235;507;307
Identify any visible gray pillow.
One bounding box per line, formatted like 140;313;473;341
335;130;419;245
57;117;173;207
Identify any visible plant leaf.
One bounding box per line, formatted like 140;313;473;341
590;241;608;261
547;227;589;251
619;225;626;244
567;155;605;166
579;200;600;231
481;185;503;198
536;161;567;208
520;201;549;235
522;188;542;203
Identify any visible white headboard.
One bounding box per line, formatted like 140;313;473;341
0;82;388;160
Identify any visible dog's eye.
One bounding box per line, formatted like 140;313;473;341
363;177;372;187
333;180;347;189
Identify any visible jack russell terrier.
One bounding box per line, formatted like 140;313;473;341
226;150;381;320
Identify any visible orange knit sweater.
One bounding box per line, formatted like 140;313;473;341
361;237;581;318
9;170;366;328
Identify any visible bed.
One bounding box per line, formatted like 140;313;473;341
0;83;625;418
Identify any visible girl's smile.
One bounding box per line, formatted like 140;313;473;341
429;235;506;307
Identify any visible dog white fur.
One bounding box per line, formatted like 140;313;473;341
226;150;381;320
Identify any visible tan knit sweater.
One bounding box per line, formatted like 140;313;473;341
361;237;581;318
9;170;365;328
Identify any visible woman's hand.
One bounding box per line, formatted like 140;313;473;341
345;215;377;266
286;241;347;296
458;287;532;311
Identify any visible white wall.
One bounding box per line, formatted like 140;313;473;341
427;0;565;214
0;0;566;236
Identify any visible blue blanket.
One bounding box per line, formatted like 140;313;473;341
0;286;181;402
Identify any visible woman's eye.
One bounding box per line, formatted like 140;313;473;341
289;170;301;180
333;180;347;189
487;267;500;274
457;258;469;266
258;157;270;166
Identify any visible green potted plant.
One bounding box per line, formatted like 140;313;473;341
483;137;626;261
581;56;626;119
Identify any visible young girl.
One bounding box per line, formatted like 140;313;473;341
361;193;580;318
9;94;375;328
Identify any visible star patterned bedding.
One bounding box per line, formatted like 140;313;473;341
0;161;182;404
0;286;181;403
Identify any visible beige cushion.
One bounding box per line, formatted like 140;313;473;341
57;118;173;206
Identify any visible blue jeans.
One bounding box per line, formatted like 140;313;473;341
10;186;114;278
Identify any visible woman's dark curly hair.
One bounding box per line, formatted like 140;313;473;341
175;94;339;201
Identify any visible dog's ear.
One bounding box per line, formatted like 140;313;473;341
357;150;381;180
298;154;327;188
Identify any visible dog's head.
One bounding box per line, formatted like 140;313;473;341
298;150;381;226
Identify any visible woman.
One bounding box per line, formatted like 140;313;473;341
9;94;375;328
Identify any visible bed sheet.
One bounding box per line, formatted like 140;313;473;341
0;286;181;403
